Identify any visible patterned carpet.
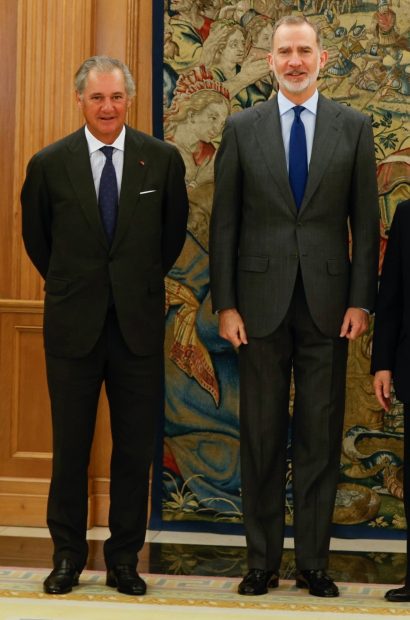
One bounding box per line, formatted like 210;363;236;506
1;568;410;619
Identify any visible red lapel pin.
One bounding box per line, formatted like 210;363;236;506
139;160;145;166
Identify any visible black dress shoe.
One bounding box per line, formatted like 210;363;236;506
238;568;279;595
296;569;339;597
106;565;146;595
43;558;80;594
385;586;410;602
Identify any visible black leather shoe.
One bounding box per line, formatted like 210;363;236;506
106;565;146;595
385;586;410;602
238;568;279;595
43;558;80;594
296;569;339;597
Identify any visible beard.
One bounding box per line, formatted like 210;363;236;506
274;56;321;95
277;67;319;93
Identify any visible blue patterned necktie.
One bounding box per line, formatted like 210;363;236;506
98;146;118;243
289;106;308;210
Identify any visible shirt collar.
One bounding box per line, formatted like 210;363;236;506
277;90;319;116
84;125;126;154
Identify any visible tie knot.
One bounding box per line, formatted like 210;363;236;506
293;106;305;121
100;146;114;160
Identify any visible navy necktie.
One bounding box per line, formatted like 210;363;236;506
289;106;308;210
98;146;118;243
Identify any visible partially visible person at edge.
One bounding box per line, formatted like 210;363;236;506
21;56;188;597
372;199;410;603
210;15;379;598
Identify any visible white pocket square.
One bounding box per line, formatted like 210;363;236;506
140;189;157;195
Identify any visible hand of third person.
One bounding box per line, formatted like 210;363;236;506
373;370;392;411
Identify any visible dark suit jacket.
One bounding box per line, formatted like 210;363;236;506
21;125;188;358
209;94;379;338
371;200;410;402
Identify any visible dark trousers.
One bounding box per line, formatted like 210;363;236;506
45;307;162;571
239;272;348;572
404;404;410;584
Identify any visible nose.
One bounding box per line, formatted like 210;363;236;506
101;97;114;110
288;52;302;65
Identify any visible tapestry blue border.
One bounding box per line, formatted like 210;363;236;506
149;0;166;533
152;0;164;141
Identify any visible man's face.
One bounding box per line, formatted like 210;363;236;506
170;0;195;11
76;68;131;144
255;23;274;51
223;30;246;65
189;100;229;143
268;23;327;103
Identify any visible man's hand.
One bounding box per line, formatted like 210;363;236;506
339;307;369;340
373;370;392;411
218;308;248;348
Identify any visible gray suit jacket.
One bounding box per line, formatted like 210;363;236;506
21;125;188;358
209;94;379;338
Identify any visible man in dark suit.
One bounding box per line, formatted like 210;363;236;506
210;16;379;597
21;56;188;596
372;199;410;602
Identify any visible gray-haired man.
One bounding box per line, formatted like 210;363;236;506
21;56;188;595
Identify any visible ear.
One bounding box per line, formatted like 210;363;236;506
267;52;275;73
319;49;328;69
76;91;83;110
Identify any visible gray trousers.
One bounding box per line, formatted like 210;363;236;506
239;272;348;572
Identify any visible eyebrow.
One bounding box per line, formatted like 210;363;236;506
277;45;314;52
89;91;125;96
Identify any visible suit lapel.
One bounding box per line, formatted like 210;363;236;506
65;126;148;252
111;126;147;251
255;95;344;215
255;97;297;215
65;128;108;249
300;95;343;212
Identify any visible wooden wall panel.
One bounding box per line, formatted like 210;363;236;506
13;0;95;302
126;0;153;134
0;303;50;477
0;1;17;299
0;0;154;527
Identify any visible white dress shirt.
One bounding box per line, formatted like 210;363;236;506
277;89;318;171
84;125;126;198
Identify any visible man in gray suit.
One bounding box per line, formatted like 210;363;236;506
210;16;379;597
21;56;188;596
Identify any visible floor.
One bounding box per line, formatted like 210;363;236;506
0;527;406;585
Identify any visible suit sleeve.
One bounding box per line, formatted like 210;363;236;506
209;118;243;313
371;204;403;374
162;145;189;274
348;116;380;312
20;154;52;280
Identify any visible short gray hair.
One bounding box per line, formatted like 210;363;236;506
272;15;322;50
74;56;136;98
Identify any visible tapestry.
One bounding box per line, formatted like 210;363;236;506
150;0;410;536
